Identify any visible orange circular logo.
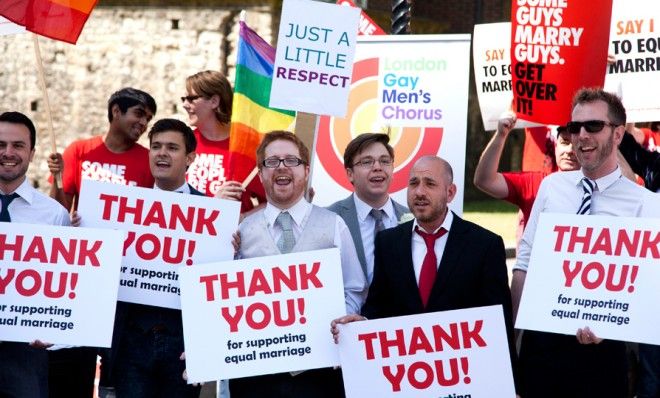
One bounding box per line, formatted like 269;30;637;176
317;58;444;191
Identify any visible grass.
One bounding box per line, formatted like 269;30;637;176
463;200;519;248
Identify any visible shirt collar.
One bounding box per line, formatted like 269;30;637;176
412;209;453;234
264;196;311;228
577;166;622;192
353;194;396;222
154;182;190;194
0;178;34;205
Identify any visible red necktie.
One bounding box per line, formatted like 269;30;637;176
416;226;447;307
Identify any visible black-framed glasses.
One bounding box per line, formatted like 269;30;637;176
352;156;393;168
566;120;619;134
180;95;202;103
262;157;305;168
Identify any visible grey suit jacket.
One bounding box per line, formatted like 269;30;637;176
327;193;408;281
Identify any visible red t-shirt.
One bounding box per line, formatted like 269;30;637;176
62;135;154;197
502;171;547;228
640;128;660;152
185;129;265;213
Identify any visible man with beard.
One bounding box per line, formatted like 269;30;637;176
230;130;367;398
512;88;659;397
46;87;157;398
0;112;70;398
331;156;518;393
327;133;408;285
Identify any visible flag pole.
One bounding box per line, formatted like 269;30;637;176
32;33;62;186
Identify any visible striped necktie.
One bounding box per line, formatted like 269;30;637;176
576;178;596;215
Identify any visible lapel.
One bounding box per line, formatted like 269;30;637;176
392;199;409;221
341;195;368;276
393;221;425;311
428;213;468;306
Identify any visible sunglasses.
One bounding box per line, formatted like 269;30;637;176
180;95;202;103
565;120;619;134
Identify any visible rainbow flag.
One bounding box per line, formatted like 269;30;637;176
228;20;295;183
0;0;97;44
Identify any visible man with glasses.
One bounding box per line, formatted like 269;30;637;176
328;133;408;284
512;88;660;397
230;130;367;398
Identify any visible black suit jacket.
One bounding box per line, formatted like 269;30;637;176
362;213;519;388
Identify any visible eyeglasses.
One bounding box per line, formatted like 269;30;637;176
352;156;393;168
180;95;202;103
262;157;305;168
565;120;619;134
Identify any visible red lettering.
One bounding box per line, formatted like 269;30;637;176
43;271;67;298
272;299;296;327
134;234;160;260
220;272;246;299
640;231;660;259
0;268;16;293
568;227;593;253
99;193;119;220
123;231;136;256
272;265;297;292
23;236;48;262
169;204;195;231
50;238;77;264
562;260;582;287
300;262;323;289
432;323;461;351
117;197;144;223
245;302;271;330
590;228;613;255
460;320;486;348
142;201;167;228
382;364;406;392
15;269;40;296
378;329;406;358
0;234;23;261
605;264;630;292
408;326;434;355
162;237;186;264
553;225;571;251
615;229;640;257
221;305;243;332
77;240;102;266
195;208;220;235
199;274;219;301
581;261;605;289
408;361;434;389
358;332;378;360
247;269;273;296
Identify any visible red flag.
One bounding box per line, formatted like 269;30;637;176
0;0;97;44
336;0;386;35
510;1;613;125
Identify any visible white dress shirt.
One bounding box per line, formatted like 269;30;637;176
515;167;660;271
411;210;453;284
154;182;190;194
353;195;397;284
1;178;70;226
263;198;368;314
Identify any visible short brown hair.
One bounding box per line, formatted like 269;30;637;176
343;133;394;168
256;131;310;169
185;70;233;124
572;88;626;125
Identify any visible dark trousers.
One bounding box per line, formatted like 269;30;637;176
638;343;660;398
0;342;48;398
519;330;628;398
229;368;345;398
114;325;200;398
48;347;98;398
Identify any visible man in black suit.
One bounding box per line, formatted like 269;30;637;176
110;118;203;398
332;156;518;390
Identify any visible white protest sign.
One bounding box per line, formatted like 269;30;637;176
179;248;345;384
472;22;541;131
338;305;516;398
311;34;470;213
270;0;359;117
605;0;660;122
0;223;123;347
0;16;26;36
77;180;240;309
516;213;660;345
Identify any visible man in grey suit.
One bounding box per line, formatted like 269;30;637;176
327;133;408;284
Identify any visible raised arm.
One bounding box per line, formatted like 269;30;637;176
474;111;517;199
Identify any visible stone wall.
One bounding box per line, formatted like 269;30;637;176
0;5;275;192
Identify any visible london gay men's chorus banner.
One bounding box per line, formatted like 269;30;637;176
77;180;240;310
179;248;346;384
270;0;359;117
311;34;471;213
0;223;123;347
605;0;660;122
516;213;660;345
337;306;516;398
511;0;613;125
